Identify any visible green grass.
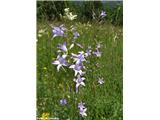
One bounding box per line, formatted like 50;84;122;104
37;21;123;120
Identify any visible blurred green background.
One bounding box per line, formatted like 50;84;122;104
37;1;123;26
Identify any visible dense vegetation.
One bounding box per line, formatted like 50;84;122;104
37;1;123;26
37;1;123;119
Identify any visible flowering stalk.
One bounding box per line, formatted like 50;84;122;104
50;8;106;118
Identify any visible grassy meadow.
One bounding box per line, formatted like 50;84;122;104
37;21;123;120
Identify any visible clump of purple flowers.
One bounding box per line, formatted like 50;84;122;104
78;102;87;117
51;12;105;117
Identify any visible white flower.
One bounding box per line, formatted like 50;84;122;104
64;8;77;21
98;78;105;85
64;8;69;13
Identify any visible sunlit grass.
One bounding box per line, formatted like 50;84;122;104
37;21;123;120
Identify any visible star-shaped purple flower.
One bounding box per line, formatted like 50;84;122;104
57;42;67;52
78;102;87;117
100;11;107;18
73;75;85;93
85;47;92;57
52;54;68;71
71;51;86;64
52;25;66;38
80;108;87;117
93;49;102;57
69;63;85;76
60;98;67;105
73;31;80;39
78;102;86;110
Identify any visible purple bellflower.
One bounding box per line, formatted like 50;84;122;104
52;25;66;38
85;49;92;57
78;102;86;110
73;31;80;39
52;54;68;71
80;108;87;117
100;11;107;18
73;74;85;93
71;51;86;64
69;63;85;76
93;49;102;57
78;102;87;117
57;42;67;52
85;46;92;57
60;98;67;105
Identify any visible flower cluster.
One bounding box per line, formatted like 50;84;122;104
62;8;77;21
51;8;106;118
78;102;87;117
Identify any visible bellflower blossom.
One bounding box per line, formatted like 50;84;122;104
69;63;85;76
85;49;92;57
100;11;107;18
57;42;67;52
80;108;87;117
78;102;85;110
85;46;92;57
93;49;102;57
60;98;67;105
78;102;87;117
71;51;86;64
52;54;68;71
52;25;66;38
73;31;80;39
74;75;85;93
98;78;104;85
